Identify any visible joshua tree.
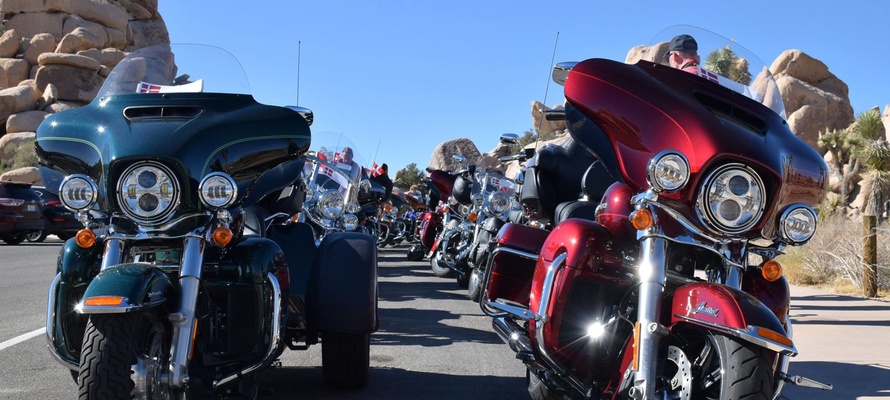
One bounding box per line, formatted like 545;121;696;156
704;46;752;85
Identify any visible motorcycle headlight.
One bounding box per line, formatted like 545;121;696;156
488;191;511;215
59;174;98;211
778;205;817;245
305;187;316;203
359;179;371;193
647;151;689;193
117;162;179;223
199;172;237;208
343;213;359;231
319;190;344;219
471;193;485;207
697;164;765;234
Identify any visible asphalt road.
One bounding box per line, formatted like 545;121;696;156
1;238;888;399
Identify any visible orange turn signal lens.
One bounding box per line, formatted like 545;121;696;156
289;213;300;223
75;229;96;248
82;295;125;307
761;260;783;282
756;326;794;348
212;226;233;246
468;213;478;222
630;209;654;230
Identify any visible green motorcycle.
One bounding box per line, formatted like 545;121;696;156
39;44;378;399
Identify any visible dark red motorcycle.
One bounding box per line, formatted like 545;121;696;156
480;26;832;399
406;163;460;262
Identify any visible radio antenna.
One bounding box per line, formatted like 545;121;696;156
534;31;560;150
296;41;301;105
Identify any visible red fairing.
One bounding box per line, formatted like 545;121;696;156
419;211;440;248
428;170;456;200
669;282;788;335
564;58;827;237
485;223;549;305
742;273;791;324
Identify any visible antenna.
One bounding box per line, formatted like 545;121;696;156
534;32;560;150
296;41;301;105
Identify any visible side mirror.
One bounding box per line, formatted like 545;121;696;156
452;154;466;164
286;105;314;126
551;61;578;86
499;133;520;146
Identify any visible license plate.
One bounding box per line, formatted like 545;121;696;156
27;205;36;211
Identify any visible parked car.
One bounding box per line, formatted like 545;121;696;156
0;181;44;244
29;186;80;242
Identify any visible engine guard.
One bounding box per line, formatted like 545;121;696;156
669;281;797;356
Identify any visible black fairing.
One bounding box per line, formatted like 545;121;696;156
452;175;473;205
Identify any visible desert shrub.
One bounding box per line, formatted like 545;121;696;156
0;144;38;175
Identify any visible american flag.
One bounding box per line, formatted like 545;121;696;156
137;81;162;93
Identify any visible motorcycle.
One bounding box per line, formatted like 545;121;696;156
479;26;832;399
427;155;478;281
300;131;370;242
405;162;459;261
41;44;378;399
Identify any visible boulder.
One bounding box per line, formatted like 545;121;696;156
626;42;670;65
0;167;42;185
56;27;107;54
427;138;482;172
64;0;131;33
531;101;566;135
5;12;66;41
0;131;36;161
119;0;154;19
24;33;58;65
0;29;21;58
6;111;50;134
61;16;110;49
34;64;104;103
0;86;37;123
770;50;833;88
128;17;171;50
37;83;59;111
0;59;30;89
44;100;84;113
38;52;102;71
77;48;127;69
105;27;127;49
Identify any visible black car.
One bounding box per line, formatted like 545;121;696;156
0;181;45;244
29;186;80;242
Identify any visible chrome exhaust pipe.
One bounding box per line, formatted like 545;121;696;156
492;316;533;355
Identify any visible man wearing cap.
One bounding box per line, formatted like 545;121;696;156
664;34;700;75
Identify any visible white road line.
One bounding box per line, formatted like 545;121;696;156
0;328;44;351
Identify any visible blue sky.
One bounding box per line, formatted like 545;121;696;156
160;1;889;175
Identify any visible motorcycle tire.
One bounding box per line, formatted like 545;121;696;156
527;370;560;400
456;273;469;289
78;312;174;399
666;329;775;399
430;251;454;278
467;263;485;302
322;331;370;389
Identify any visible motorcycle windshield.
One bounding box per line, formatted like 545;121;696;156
645;25;785;118
97;44;250;97
303;132;367;209
478;172;517;197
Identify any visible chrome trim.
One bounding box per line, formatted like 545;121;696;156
46;273;79;371
695;163;766;235
777;204;817;245
116;161;182;225
198;172;238;209
214;272;283;388
480;246;539;317
632;237;668;399
59;174;98;212
552;61;578;86
101;238;123;271
773;317;793;400
673;315;797;356
168;236;204;388
646;150;689;194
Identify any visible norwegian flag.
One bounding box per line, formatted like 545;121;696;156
137;81;162;93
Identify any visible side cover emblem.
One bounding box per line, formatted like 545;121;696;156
690;301;719;317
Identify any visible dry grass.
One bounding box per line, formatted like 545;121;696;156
779;215;890;300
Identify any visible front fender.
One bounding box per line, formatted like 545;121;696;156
669;282;797;356
307;232;377;334
78;264;174;314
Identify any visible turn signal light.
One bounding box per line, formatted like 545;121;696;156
75;229;96;248
756;326;793;348
289;213;300;223
468;213;478;222
212;226;233;246
761;260;783;282
630;209;654;230
82;295;125;307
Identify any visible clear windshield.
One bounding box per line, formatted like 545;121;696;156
642;25;785;118
302;132;367;208
96;44;251;98
477;171;517;197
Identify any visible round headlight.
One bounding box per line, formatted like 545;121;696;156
779;206;817;244
471;193;485;207
697;164;765;234
199;172;237;208
117;162;179;223
305;187;316;203
359;179;371;193
343;213;359;231
647;151;689;193
488;191;511;215
319;190;344;219
59;174;98;211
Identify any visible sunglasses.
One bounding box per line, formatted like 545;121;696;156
663;51;674;62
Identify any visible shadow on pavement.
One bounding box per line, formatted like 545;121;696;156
781;361;890;399
255;366;526;399
373;307;502;347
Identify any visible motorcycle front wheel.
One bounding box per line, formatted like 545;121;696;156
662;329;775;399
430;250;454;278
78;312;175;399
466;263;485;302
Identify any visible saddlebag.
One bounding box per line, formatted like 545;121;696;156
485;223;549;306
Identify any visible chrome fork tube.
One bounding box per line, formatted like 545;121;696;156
101;237;123;270
631;237;668;400
168;236;204;388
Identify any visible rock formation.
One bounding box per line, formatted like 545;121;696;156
427;138;482;173
0;0;169;183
